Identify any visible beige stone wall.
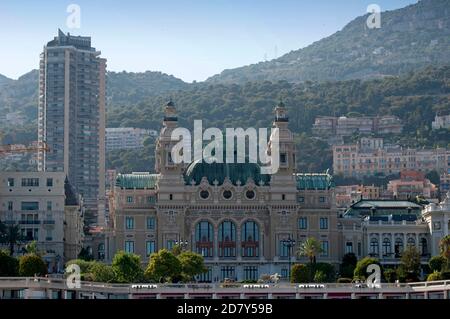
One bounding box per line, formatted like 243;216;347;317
108;183;344;267
0;172;66;270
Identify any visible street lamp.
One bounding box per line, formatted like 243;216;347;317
175;239;189;251
281;236;296;282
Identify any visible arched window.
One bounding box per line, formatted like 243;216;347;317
370;237;379;256
195;221;214;257
407;237;415;248
395;238;403;258
241;220;259;257
382;238;391;257
218;221;236;258
420;238;428;256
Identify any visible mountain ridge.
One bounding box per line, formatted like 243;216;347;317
0;74;13;86
206;0;450;84
0;69;188;125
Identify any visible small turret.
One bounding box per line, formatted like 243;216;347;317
163;100;178;124
274;98;288;123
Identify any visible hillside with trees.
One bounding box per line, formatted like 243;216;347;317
1;65;448;173
207;0;450;84
107;65;450;173
0;70;188;127
106;71;189;106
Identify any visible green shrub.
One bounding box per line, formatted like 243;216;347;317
291;264;309;283
145;249;182;283
112;251;144;283
19;254;47;276
313;270;326;283
315;263;336;282
400;246;421;279
384;269;397;283
90;262;116;283
429;256;446;272
178;251;207;281
396;266;419;283
354;257;382;280
427;271;443;281
65;259;95;274
0;250;18;276
81;273;95;281
291;263;335;283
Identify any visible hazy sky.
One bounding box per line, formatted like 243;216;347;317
0;0;417;82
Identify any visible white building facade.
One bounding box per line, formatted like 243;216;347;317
106;127;157;151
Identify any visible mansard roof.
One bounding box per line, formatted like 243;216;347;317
295;173;334;190
344;199;422;218
350;200;422;209
115;173;158;189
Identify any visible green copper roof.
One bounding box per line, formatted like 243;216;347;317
296;173;334;190
184;158;271;186
115;173;158;189
344;199;422;218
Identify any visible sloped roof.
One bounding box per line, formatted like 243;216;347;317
344;199;422;218
115;173;158;189
64;177;78;206
350;200;422;209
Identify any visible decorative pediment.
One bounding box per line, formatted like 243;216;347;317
199;176;209;187
246;177;255;188
222;177;233;189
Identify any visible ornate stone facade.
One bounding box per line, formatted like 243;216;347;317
106;101;450;282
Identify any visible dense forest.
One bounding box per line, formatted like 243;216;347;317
109;66;450;134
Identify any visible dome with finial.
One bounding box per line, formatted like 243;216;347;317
274;98;288;122
183;156;271;186
163;99;177;122
166;100;175;108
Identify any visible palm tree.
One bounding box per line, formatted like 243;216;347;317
297;237;323;281
297;237;323;264
0;222;24;256
25;240;38;255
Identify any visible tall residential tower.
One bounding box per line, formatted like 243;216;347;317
38;29;106;225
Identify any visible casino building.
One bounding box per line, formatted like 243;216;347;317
105;101;450;282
